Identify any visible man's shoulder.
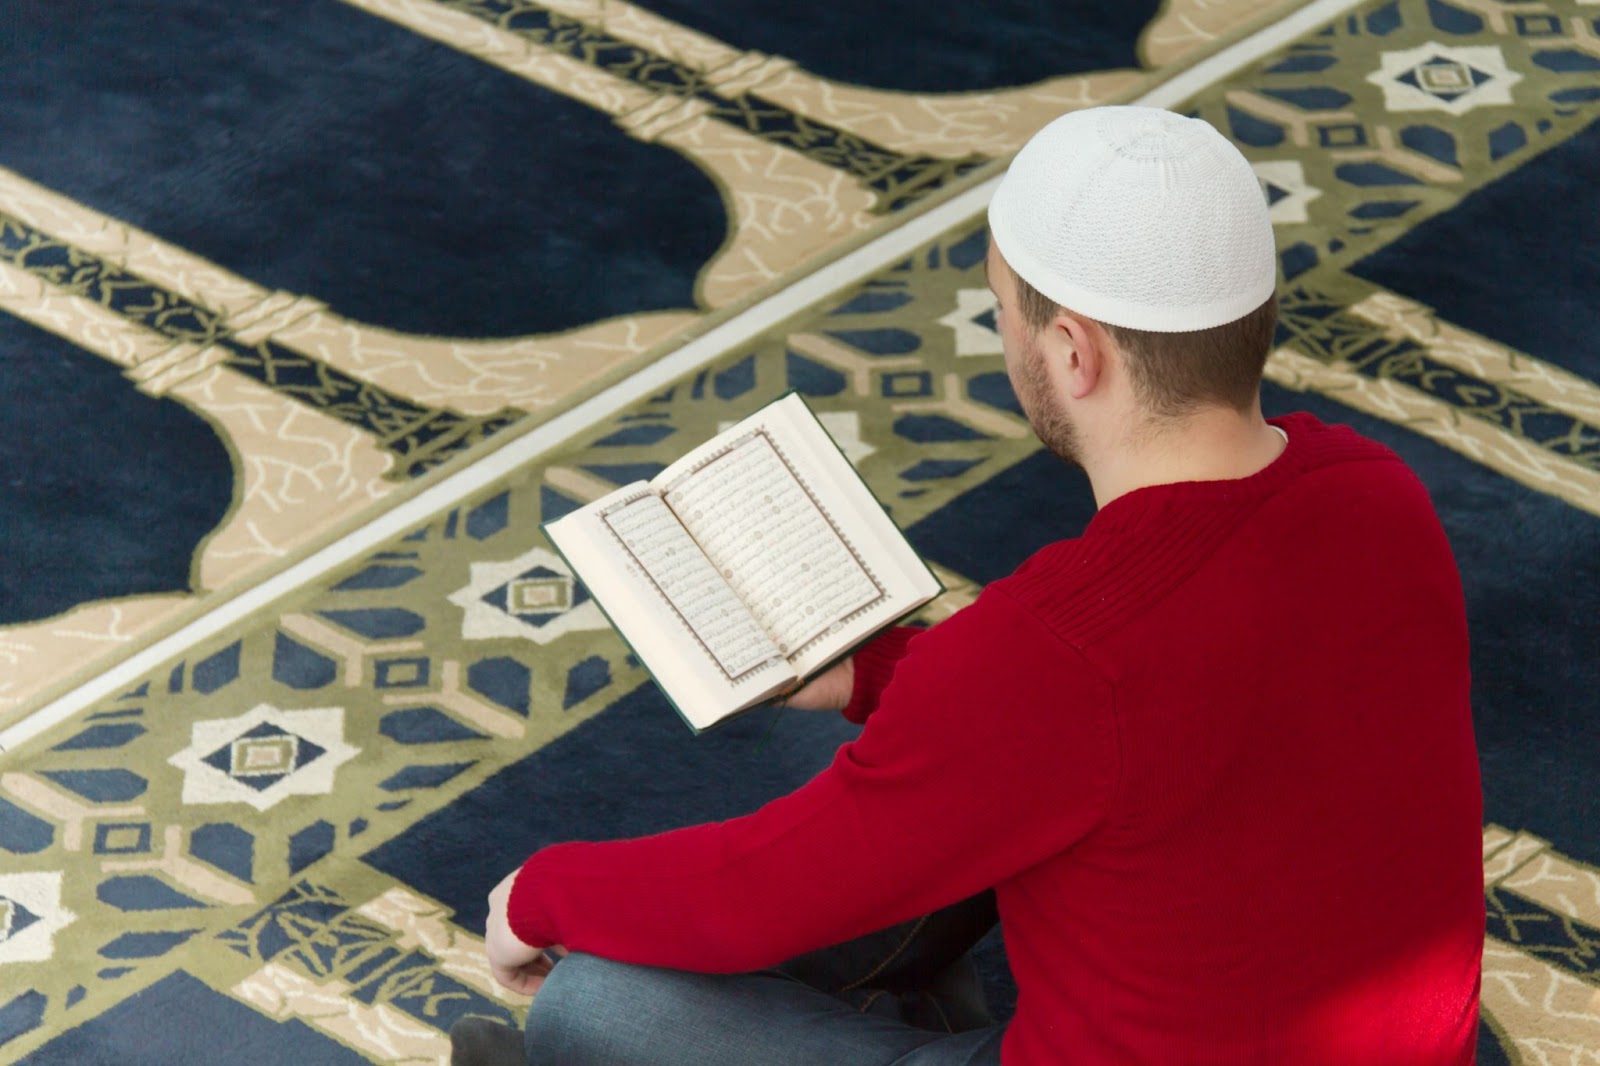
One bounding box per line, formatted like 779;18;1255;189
991;413;1432;645
984;537;1114;648
1271;412;1439;519
1273;412;1410;479
1264;410;1361;456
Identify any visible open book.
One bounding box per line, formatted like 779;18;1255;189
545;393;941;733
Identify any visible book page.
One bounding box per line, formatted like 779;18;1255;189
658;394;941;678
663;432;880;659
599;492;785;682
545;485;795;732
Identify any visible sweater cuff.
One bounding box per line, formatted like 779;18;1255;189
506;853;559;948
841;625;923;725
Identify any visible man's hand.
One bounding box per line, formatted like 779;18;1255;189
776;657;854;713
484;867;565;996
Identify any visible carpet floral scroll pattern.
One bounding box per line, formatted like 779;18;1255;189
0;211;524;480
1276;288;1600;474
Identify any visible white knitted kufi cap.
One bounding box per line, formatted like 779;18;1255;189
988;106;1275;333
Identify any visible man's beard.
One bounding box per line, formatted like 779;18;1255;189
1013;335;1082;467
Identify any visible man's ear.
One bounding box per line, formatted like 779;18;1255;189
1050;311;1105;401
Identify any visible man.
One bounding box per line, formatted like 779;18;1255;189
459;106;1485;1064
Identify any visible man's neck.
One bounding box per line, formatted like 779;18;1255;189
1083;407;1287;509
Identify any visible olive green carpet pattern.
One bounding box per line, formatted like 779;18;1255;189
2;0;1599;1062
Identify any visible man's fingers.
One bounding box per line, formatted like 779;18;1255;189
491;960;549;997
512;970;547;996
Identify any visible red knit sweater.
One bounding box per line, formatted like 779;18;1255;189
509;413;1485;1064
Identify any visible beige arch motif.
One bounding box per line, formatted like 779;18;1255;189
0;164;697;715
343;0;1279;306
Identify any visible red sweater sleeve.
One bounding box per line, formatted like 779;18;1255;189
841;624;923;724
505;589;1120;972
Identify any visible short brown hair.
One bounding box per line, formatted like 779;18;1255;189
1011;270;1277;418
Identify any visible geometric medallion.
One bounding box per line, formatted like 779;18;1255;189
449;546;609;645
200;722;326;793
167;704;359;812
1366;43;1523;116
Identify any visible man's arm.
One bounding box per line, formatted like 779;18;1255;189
779;625;925;721
483;868;563;995
494;588;1118;975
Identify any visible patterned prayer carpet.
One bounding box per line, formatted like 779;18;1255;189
0;0;1282;724
3;0;1599;1062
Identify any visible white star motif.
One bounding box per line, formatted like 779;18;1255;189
449;546;609;644
167;704;358;812
1366;43;1522;116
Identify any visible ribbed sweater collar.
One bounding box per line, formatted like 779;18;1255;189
1083;413;1337;536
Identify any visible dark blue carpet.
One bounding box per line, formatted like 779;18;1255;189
0;0;1189;657
0;0;726;338
635;0;1163;91
363;685;862;934
1350;115;1600;378
0;313;234;626
22;970;374;1066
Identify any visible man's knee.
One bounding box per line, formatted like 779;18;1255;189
523;952;648;1066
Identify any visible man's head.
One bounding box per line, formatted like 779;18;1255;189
984;107;1278;462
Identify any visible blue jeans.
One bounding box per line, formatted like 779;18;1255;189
523;891;1006;1065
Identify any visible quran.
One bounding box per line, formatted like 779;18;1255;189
545;393;941;733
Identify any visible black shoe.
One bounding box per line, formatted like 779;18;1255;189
449;1016;524;1066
